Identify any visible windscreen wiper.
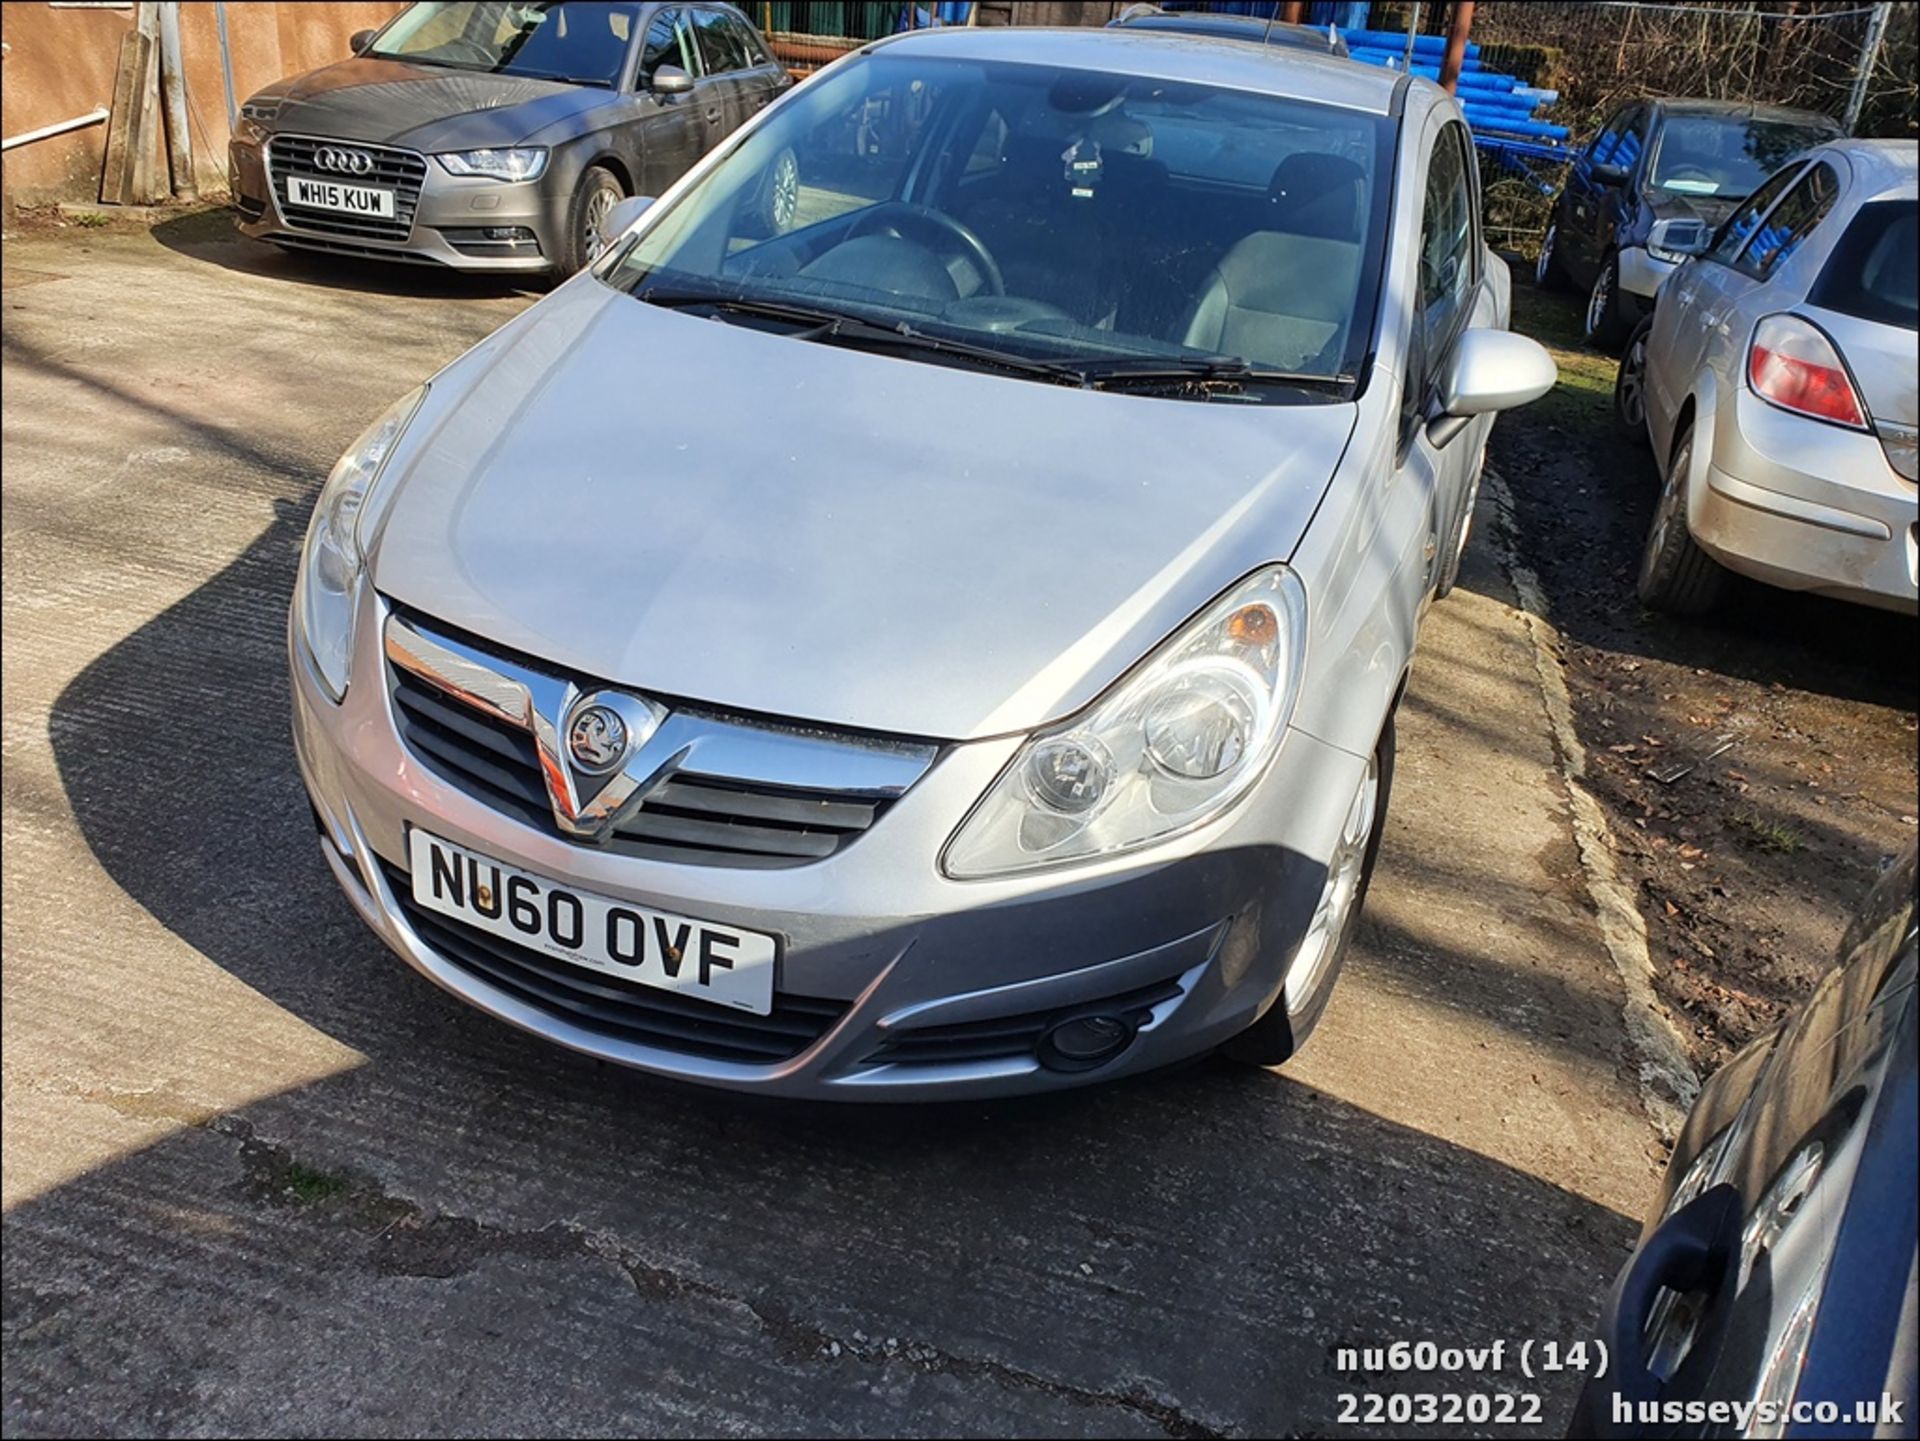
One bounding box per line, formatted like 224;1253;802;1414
635;290;1094;385
1072;357;1355;394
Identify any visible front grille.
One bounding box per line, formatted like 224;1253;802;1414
268;135;426;244
381;859;849;1064
863;978;1185;1068
386;622;911;867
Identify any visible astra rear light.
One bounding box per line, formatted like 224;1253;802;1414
1747;313;1868;430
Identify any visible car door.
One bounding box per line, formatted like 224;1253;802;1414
1397;115;1486;603
1564;104;1638;284
688;6;752;147
1644;159;1807;456
717;6;792;123
632;6;704;195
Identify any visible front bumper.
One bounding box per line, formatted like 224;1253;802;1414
291;594;1370;1100
230;132;559;273
1617;245;1676;303
1689;387;1919;614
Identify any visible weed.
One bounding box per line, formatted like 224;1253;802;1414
1730;810;1804;854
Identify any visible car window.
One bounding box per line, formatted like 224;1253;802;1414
368;1;640;87
692;8;751;74
1735;160;1840;279
639;7;698;84
1419;121;1477;361
1708;161;1805;265
1587;106;1638;172
610;52;1394;398
728;11;775;68
1650;115;1839;199
1810;199;1919;330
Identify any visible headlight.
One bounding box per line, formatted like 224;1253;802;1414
239;97;282;123
437;148;549;182
943;566;1307;880
293;387;425;701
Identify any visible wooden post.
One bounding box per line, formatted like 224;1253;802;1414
100;29;151;203
1439;1;1476;94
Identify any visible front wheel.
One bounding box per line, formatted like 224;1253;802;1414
1225;715;1395;1067
1613;317;1654;449
1637;426;1725;615
1585;251;1633;351
1536;221;1572;292
756;146;801;236
558;164;624;276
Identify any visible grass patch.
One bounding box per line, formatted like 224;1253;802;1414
278;1161;352;1206
1730;810;1805;855
1509;284;1618;440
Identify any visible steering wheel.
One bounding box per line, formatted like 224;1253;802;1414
847;202;1006;298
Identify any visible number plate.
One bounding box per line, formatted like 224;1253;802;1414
285;173;396;218
407;830;777;1015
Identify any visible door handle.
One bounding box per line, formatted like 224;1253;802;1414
705;106;722;125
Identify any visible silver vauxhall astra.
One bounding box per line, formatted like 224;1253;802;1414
291;28;1556;1098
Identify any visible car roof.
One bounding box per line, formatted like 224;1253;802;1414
1649;97;1842;129
866;25;1406;116
1111;12;1341;51
1817;137;1920;199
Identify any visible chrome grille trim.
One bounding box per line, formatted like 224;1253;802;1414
382;605;938;865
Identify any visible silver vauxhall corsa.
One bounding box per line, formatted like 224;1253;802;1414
291;28;1556;1098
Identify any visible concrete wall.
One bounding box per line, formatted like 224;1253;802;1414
2;2;403;213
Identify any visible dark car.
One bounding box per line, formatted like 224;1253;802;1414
1572;845;1916;1437
1107;3;1349;56
228;1;795;275
1536;98;1842;347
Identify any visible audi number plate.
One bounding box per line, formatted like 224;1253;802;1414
286;173;396;218
407;829;777;1015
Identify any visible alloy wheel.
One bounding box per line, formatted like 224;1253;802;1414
1617;329;1648;431
1282;752;1380;1013
1586;264;1613;338
1641;440;1691;593
770;150;800;231
1535;225;1556;286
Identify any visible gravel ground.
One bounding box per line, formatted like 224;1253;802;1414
1491;282;1919;1075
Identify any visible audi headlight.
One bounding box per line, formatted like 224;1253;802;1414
943;566;1308;879
294;387;425;701
437;148;549;182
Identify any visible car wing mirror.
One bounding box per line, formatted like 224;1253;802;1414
593;195;656;255
651;66;694;98
350;28;377;55
1591;161;1630;187
1427;328;1558;449
1649;217;1711;259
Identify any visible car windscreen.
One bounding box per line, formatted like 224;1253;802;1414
367;1;639;87
605;52;1393;400
1649;116;1839;199
1810;199;1918;330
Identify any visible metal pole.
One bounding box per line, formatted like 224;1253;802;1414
215;1;239;128
1844;1;1891;135
1403;2;1422;71
1439;0;1475;93
156;1;198;199
2;108;111;152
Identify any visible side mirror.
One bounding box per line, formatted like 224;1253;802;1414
1591;161;1630;187
1427;328;1558;449
651;65;694;97
593;194;655;255
350;28;377;55
1649;217;1711;260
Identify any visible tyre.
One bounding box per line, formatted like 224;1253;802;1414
1613;317;1654;449
1535;221;1572;292
1225;714;1396;1067
749;146;801;237
1585;250;1633;351
558;164;624;276
1637;426;1726;615
1433;442;1486;601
